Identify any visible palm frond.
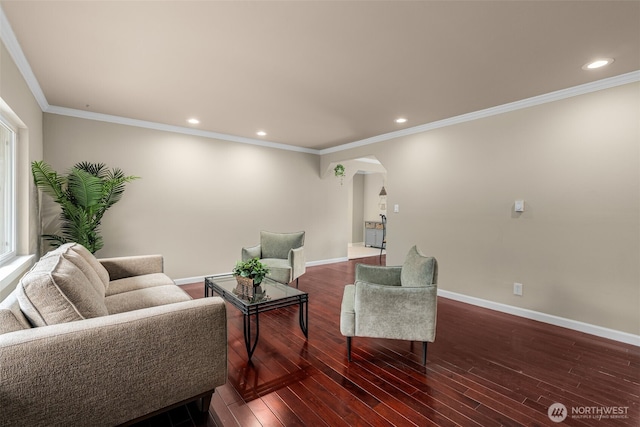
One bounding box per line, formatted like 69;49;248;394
99;170;140;219
42;234;70;249
31;160;66;200
67;168;103;209
75;162;107;178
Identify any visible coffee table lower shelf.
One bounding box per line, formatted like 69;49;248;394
205;275;309;361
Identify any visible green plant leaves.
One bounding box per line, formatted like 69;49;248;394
31;160;139;254
233;258;270;284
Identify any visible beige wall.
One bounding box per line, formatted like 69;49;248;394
363;173;386;221
322;82;639;335
351;173;364;243
6;27;638;335
0;42;43;299
42;114;349;279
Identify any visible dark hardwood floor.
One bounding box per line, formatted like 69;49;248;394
143;256;639;426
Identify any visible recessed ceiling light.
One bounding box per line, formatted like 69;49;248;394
582;58;614;70
395;118;407;124
256;131;267;136
187;118;200;125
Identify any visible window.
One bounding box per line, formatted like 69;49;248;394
0;116;16;265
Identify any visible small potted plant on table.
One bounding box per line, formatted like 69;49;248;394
232;258;270;299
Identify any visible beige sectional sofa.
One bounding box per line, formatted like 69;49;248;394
0;243;227;427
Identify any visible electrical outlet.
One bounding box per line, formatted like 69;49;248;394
513;282;523;296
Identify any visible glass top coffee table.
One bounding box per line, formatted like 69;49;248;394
204;275;308;361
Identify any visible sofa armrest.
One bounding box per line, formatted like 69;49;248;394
0;298;227;426
241;244;261;261
355;264;402;286
99;254;164;280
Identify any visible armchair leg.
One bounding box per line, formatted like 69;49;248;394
347;336;352;362
422;342;428;366
296;277;299;288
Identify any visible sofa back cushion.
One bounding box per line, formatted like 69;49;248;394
16;252;109;327
0;291;32;334
63;243;110;294
260;231;305;260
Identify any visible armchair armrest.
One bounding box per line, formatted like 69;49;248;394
355;264;402;286
354;281;437;342
0;298;227;426
242;244;261;261
289;246;306;280
99;254;164;281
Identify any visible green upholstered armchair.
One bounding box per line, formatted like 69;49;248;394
241;231;306;287
340;245;438;365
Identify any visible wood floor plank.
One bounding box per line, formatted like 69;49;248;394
172;256;639;427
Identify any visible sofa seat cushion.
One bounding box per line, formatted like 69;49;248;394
16;253;109;327
105;285;191;314
261;258;292;284
107;273;175;296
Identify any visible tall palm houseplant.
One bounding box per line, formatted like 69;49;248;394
32;160;139;254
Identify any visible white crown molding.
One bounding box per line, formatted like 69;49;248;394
45;105;319;154
320;70;640;155
438;289;640;347
0;5;49;111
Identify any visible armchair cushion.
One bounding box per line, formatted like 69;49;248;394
260;230;304;259
401;245;438;287
260;258;293;284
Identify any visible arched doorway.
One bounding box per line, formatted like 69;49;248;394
325;156;388;260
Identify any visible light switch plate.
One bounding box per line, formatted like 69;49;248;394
515;200;525;212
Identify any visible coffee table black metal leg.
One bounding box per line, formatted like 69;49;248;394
243;311;260;361
299;299;308;338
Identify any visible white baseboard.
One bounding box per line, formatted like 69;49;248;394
175;261;639;347
306;257;349;267
438;289;640;347
175;257;349;286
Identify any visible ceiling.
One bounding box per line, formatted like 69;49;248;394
1;1;639;152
